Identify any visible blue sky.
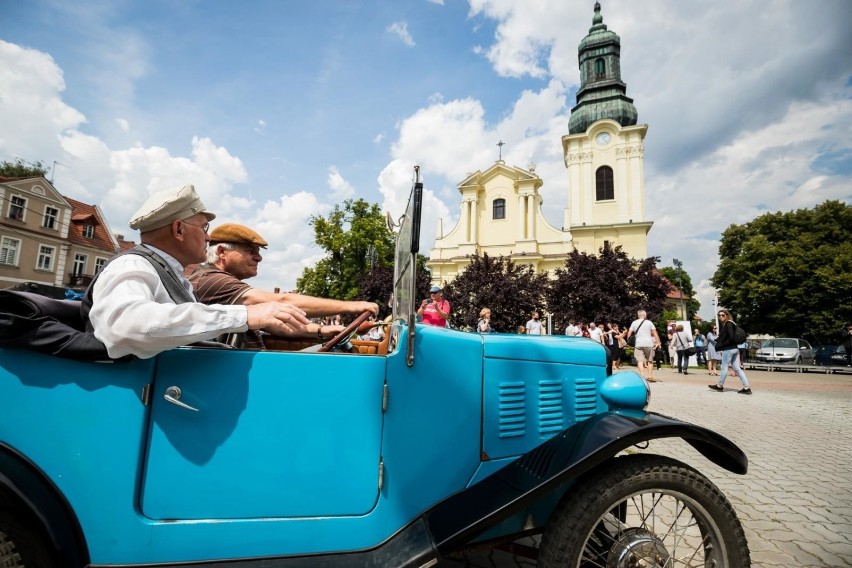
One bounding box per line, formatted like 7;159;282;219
2;0;851;321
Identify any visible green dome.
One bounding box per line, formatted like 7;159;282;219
568;1;638;134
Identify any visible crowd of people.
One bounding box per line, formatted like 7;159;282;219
450;306;752;393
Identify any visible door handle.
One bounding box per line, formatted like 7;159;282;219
164;386;199;412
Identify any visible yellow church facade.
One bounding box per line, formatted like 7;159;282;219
428;2;652;286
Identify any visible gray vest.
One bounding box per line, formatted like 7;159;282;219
81;245;195;331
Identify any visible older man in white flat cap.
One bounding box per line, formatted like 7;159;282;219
83;184;309;359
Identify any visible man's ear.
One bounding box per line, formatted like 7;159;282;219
171;219;186;241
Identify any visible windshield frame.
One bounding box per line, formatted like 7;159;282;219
390;167;423;365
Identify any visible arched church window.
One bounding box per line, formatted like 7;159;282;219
493;198;506;220
595;58;606;78
595;166;614;201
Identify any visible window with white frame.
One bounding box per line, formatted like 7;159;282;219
36;245;55;271
0;237;21;265
72;253;87;275
43;206;59;230
82;224;95;239
8;196;26;221
94;257;107;274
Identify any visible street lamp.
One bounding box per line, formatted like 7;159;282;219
365;245;376;272
673;258;686;320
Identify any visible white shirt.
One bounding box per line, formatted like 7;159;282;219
526;318;543;335
88;248;249;359
589;327;603;343
629;318;656;348
565;325;579;336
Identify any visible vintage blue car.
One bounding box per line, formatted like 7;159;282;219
0;169;750;567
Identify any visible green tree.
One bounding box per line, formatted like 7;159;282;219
546;243;672;333
442;253;550;332
0;159;48;178
659;266;700;320
712;200;852;341
296;199;396;302
358;254;431;320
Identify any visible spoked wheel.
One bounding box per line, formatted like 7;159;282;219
0;511;52;568
539;454;750;568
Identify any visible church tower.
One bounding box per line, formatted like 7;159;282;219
561;1;651;258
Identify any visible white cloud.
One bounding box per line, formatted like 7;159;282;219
0;40;86;162
254;119;266;134
327;166;355;200
115;118;130;132
373;133;385;144
386;21;416;47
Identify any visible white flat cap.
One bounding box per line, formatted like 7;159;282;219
129;184;216;232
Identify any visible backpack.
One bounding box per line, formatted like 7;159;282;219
734;324;747;344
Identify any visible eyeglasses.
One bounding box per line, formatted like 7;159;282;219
234;244;262;255
718;314;726;318
183;220;210;233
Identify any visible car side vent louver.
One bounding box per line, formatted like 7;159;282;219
538;380;563;435
516;442;556;479
498;381;526;438
575;377;597;420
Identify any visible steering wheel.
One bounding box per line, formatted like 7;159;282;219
318;310;374;353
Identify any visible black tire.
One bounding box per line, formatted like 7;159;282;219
539;454;750;568
0;511;54;568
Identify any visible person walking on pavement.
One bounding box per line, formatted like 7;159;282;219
706;324;722;375
709;309;752;394
671;324;693;375
625;309;661;383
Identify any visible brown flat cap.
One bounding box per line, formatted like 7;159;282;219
209;223;268;248
129;184;215;232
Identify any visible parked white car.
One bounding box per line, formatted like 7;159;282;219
755;338;816;364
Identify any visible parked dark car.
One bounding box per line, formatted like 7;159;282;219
814;345;840;366
832;345;848;366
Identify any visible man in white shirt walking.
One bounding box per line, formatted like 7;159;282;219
625;309;661;383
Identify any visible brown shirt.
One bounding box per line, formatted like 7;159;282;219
187;265;264;349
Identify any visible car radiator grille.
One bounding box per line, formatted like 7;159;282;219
498;377;598;440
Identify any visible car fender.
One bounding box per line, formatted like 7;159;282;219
0;443;89;566
426;410;747;552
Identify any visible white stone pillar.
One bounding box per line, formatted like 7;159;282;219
517;194;525;239
470;197;478;243
526;195;534;240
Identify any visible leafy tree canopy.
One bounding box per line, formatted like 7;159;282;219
546;243;672;333
0;159;48;178
712;200;852;342
296;199;395;302
358;254;431;320
442;253;550;332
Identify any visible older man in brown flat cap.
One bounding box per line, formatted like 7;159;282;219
187;223;377;348
83;185;310;359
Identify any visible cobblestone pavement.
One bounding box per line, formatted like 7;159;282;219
440;366;852;567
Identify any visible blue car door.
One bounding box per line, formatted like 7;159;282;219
140;348;386;520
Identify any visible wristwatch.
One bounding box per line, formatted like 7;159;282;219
317;325;324;338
